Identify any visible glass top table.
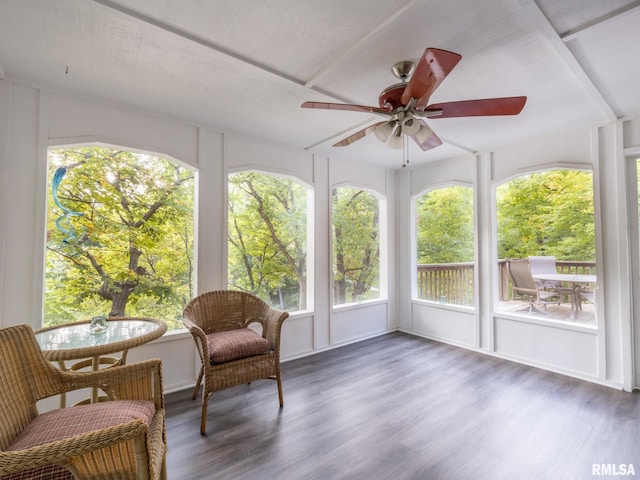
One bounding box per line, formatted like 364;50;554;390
531;273;596;284
531;273;596;319
35;317;167;405
35;318;166;361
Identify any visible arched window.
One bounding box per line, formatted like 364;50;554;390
414;185;474;306
495;168;596;324
45;145;196;330
228;170;312;312
332;186;384;306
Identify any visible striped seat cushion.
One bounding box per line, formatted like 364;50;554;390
2;400;155;480
207;329;272;363
0;464;74;480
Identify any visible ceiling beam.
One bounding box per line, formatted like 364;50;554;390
303;0;418;89
91;0;359;107
519;0;617;123
560;2;640;42
91;0;305;88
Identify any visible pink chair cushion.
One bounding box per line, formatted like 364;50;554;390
8;399;155;450
3;400;155;480
0;464;74;480
206;329;272;363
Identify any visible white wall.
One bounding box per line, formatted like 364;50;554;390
0;79;396;394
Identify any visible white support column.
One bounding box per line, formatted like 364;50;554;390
314;156;331;349
196;128;225;293
475;152;494;351
396;167;412;332
597;121;632;389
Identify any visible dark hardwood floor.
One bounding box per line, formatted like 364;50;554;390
165;332;640;480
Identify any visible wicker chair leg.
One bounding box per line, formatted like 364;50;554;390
192;366;204;400
201;392;212;435
277;374;284;408
160;457;168;480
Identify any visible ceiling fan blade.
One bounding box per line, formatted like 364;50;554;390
301;101;391;115
411;120;443;151
425;96;527;118
400;48;462;109
333;122;386;147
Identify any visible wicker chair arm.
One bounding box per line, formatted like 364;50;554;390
56;359;164;408
260;308;289;348
0;420;148;475
182;317;209;366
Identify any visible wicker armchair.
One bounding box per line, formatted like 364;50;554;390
0;324;167;480
182;290;289;434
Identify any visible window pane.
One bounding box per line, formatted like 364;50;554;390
332;187;380;305
415;186;474;305
45;146;195;330
497;170;595;261
496;169;596;324
228;171;309;311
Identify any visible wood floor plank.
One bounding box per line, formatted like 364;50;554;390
165;332;640;479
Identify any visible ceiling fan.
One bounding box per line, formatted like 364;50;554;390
301;48;526;167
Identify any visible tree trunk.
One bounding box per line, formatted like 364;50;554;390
106;245;142;316
109;281;136;316
334;252;346;305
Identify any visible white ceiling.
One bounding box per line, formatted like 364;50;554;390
1;0;639;169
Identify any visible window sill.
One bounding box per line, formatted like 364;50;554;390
332;298;388;312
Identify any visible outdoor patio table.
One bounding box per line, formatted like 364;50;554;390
35;317;166;405
531;273;596;320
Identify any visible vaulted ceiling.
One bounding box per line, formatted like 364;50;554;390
1;0;639;168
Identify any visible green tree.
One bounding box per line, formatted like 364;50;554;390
332;187;380;304
497;169;594;261
228;171;308;311
45;147;194;329
416;186;474;264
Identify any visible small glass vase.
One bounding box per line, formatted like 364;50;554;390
90;315;108;334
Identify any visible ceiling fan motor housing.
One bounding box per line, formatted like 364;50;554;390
378;83;408;110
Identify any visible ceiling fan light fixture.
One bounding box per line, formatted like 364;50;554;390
415;123;434;144
388;126;404;149
401;116;421;136
374;122;394;143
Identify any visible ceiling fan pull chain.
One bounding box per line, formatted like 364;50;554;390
402;135;409;168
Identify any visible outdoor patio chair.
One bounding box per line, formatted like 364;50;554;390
578;288;595;310
0;324;167;480
182;290;289;434
528;256;561;289
528;255;576;303
507;258;561;313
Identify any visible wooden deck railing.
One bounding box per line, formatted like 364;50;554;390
418;259;597;305
417;262;474;305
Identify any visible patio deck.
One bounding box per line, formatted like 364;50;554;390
417;259;597;327
496;299;596;326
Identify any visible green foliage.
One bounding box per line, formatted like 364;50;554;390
228;171;308;311
332;187;380;305
497;169;595;261
44;147;195;330
416;186;474;264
